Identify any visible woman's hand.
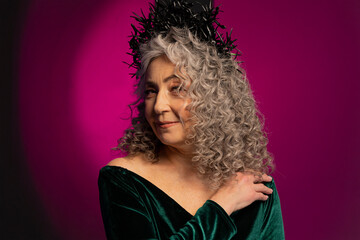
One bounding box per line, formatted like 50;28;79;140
209;172;273;215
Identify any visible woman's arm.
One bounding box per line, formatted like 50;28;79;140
260;179;285;239
209;172;285;239
98;167;237;240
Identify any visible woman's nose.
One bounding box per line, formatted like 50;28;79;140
154;90;170;114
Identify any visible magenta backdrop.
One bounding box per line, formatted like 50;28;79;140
19;0;360;239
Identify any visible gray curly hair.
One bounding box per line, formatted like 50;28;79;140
113;27;274;188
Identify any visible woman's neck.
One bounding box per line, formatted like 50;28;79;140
157;145;198;178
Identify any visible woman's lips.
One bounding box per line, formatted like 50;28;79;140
156;121;180;128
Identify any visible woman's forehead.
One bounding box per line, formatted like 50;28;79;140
144;55;192;87
146;55;175;76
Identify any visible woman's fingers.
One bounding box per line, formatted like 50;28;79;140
262;173;272;182
256;192;269;201
254;183;273;195
235;172;272;185
253;184;272;201
245;172;272;183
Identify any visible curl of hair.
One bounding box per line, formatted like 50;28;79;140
113;27;274;188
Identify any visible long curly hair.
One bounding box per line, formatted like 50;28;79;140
113;27;274;188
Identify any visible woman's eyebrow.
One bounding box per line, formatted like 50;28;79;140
146;74;180;86
145;81;156;87
163;74;180;83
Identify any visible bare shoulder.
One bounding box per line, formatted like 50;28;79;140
106;155;138;168
106;154;149;174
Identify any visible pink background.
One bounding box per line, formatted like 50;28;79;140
18;0;360;239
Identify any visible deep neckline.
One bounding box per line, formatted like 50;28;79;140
103;165;196;217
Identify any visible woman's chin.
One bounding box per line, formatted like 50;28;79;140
159;138;184;148
157;137;188;149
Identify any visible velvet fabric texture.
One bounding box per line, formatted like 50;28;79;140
98;166;285;239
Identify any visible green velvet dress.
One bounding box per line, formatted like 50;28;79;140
98;165;285;240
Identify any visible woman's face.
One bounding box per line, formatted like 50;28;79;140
144;55;192;149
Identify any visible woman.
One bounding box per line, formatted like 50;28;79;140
98;1;285;239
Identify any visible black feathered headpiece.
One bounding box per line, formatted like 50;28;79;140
126;0;240;77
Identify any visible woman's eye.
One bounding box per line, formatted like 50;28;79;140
171;86;180;91
171;85;186;94
145;89;156;96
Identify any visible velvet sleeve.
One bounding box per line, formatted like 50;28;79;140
260;179;285;239
98;167;237;240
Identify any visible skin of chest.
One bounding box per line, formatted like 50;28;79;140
143;167;216;216
109;155;216;216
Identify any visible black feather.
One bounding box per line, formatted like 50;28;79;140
126;0;241;77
